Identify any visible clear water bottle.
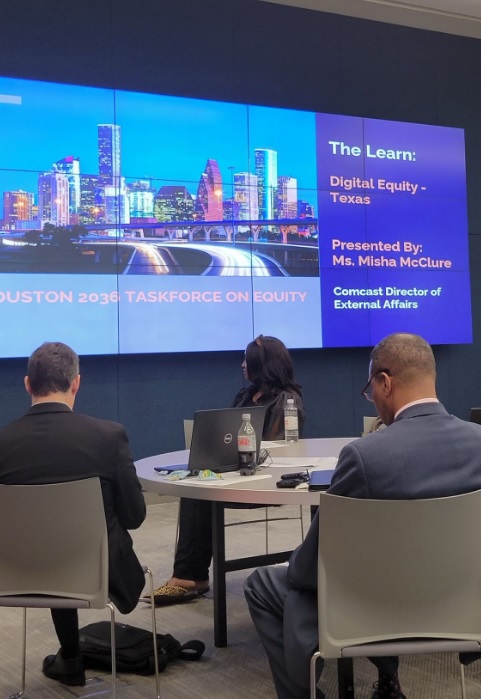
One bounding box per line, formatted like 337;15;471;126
284;398;299;442
237;413;257;475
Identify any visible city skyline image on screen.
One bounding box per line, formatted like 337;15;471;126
0;76;472;356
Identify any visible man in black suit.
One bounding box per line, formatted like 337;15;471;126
245;333;481;699
0;341;146;687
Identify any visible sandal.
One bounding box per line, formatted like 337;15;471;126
142;583;200;606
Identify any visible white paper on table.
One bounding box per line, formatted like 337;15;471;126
268;456;338;469
174;472;272;487
260;440;288;449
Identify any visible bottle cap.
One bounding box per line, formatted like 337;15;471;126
286;399;294;405
242;413;251;420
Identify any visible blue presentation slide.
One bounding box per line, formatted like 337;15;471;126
316;112;471;346
0;76;472;356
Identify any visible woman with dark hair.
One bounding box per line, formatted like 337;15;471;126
234;335;305;440
151;335;305;605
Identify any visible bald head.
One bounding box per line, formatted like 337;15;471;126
368;333;437;425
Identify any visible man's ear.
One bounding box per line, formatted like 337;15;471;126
24;376;33;396
71;374;81;396
382;372;393;397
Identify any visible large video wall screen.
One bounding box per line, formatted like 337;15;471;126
0;76;472;356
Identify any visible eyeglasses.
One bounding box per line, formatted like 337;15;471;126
361;369;390;402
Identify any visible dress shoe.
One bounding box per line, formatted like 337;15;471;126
460;651;481;665
371;686;406;699
42;650;86;686
371;672;406;699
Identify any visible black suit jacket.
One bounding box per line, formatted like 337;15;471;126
0;402;146;614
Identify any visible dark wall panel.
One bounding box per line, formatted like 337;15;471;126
0;0;481;458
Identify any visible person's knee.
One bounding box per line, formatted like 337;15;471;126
244;567;262;603
244;566;277;610
245;565;290;614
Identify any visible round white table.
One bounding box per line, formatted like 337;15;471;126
135;437;354;647
136;437;353;505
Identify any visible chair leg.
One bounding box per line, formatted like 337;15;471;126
460;662;467;699
21;607;27;696
108;602;117;699
145;567;161;699
266;505;306;553
175;500;180;549
9;608;27;699
265;507;269;554
299;505;305;541
310;651;321;699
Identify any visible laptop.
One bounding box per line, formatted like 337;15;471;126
155;406;267;474
469;408;481;425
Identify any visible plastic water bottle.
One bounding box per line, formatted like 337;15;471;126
284;398;299;442
237;413;257;475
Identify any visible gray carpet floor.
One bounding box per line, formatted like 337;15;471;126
1;499;480;698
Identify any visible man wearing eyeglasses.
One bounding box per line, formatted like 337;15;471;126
245;332;481;699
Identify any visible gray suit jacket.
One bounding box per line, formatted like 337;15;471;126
0;402;146;614
284;402;481;686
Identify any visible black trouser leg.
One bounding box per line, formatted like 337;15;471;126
50;609;80;658
173;498;212;580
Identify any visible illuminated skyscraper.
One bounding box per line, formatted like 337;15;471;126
38;172;69;226
98;124;121;186
3;190;34;228
128;180;155;218
234;172;259;220
298;200;315;218
223;199;241;222
53;156;80;215
255;148;277;220
276;176;298;219
104;179;130;226
195;159;223;221
79;175;101;224
154;185;194;221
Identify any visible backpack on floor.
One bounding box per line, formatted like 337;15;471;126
79;621;205;675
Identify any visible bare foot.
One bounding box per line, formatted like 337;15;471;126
167;577;209;593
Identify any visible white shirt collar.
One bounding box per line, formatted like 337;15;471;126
394;397;439;420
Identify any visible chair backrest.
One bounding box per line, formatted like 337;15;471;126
0;477;109;608
183;419;194;449
362;416;377;435
317;489;481;657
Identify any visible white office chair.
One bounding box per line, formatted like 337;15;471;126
0;477;160;699
182;418;304;551
310;489;481;699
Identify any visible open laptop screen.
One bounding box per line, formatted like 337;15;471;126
188;406;267;473
469;408;481;425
